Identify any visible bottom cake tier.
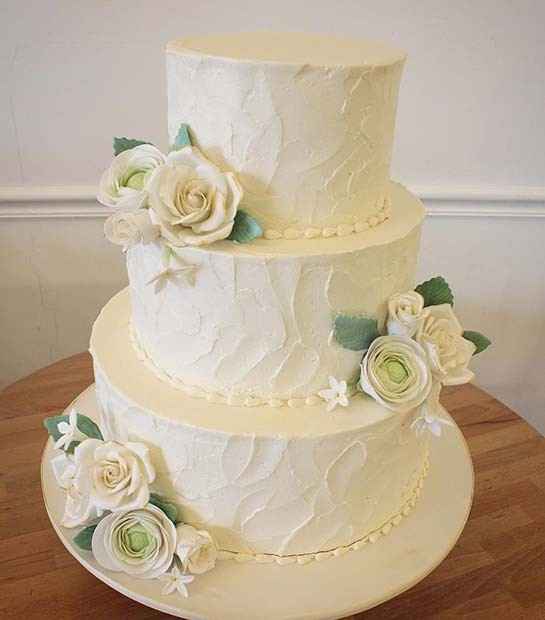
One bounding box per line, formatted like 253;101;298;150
90;289;429;561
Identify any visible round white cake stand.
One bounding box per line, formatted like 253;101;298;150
42;385;474;620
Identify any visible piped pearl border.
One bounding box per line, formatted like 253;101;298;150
217;452;429;565
263;197;391;241
129;322;359;409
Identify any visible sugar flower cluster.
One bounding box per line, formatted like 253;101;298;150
322;277;490;437
44;410;218;598
98;126;262;251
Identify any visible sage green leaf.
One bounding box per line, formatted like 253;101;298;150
43;413;103;454
73;524;97;551
227;210;263;243
463;330;491;355
149;493;179;524
334;315;379;351
172;123;193;150
415;276;454;307
113;137;151;156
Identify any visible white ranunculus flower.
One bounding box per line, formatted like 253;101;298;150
61;438;155;528
387;290;428;338
104;209;159;250
92;504;176;579
175;524;218;575
147;146;243;246
416;304;476;386
98;144;166;210
360;336;432;413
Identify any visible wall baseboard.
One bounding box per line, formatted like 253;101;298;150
1;184;544;219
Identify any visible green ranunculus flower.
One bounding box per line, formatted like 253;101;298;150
91;504;176;579
360;335;432;413
97;144;166;210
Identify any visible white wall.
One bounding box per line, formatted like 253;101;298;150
1;1;544;432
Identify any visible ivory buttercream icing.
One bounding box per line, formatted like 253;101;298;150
127;182;424;401
166;33;405;233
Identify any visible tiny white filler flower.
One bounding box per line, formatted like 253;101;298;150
318;376;350;412
159;565;195;597
54;408;87;451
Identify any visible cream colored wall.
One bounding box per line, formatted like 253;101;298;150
0;218;126;387
1;1;544;433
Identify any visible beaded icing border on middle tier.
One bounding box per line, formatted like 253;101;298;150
217;451;430;565
262;195;391;241
129;322;361;408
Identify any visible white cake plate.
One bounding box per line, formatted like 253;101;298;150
42;385;474;620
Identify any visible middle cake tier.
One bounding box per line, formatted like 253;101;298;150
128;182;424;404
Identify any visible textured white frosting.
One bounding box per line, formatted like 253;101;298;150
90;291;429;557
127;183;424;402
166;33;406;232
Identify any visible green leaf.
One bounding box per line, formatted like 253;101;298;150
73;524;97;551
43;412;103;454
415;276;454;307
172;123;193;150
113;137;151;156
463;330;491;355
334;315;379;351
149;493;179;524
227;210;263;243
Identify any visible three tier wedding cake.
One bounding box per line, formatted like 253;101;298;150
44;33;489;597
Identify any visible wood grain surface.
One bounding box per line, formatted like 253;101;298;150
1;352;545;619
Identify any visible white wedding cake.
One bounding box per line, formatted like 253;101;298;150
44;33;489;592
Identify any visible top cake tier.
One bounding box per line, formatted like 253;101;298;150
166;33;406;238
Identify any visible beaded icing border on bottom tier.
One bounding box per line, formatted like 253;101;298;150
128;322;362;409
216;451;430;566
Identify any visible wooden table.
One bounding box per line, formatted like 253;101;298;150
1;353;545;620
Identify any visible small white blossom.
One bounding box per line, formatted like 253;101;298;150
411;412;453;437
159;565;195;597
318;376;350;412
146;249;197;294
411;390;454;438
54;408;87;451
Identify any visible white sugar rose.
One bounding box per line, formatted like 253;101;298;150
387;290;428;338
98;144;166;210
416;304;476;385
104;209;159;250
147;146;243;246
360;336;432;413
92;504;176;579
175;524;217;575
61;439;155;528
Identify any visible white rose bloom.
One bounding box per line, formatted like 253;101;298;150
98;144;166;210
387;290;428;338
104;209;159;250
61;439;155;528
360;336;432;413
147;146;243;246
416;304;476;386
92;504;176;579
175;524;218;575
